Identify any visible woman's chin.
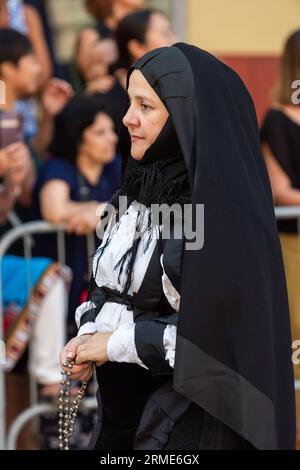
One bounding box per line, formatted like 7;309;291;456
131;142;147;161
131;150;145;161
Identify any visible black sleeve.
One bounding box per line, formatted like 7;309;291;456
260;110;292;178
134;312;178;376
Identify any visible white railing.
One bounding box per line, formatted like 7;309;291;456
0;221;96;450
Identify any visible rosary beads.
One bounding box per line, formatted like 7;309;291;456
58;360;88;450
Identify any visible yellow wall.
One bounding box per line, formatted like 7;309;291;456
187;0;300;55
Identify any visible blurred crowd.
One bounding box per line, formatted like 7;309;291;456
1;0;300;452
0;0;178;450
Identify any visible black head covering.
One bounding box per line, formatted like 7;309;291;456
118;43;295;449
117;65;190;209
95;56;191;295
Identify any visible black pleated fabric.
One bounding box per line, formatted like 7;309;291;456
94;362;169;450
165;403;255;450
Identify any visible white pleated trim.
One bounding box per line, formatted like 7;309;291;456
160;254;181;312
163;324;177;368
75;301;96;329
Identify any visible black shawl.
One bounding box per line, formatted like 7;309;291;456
118;43;296;450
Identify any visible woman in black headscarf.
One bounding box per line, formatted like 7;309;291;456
60;43;296;450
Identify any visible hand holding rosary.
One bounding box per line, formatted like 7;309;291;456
58;333;110;449
58;359;88;450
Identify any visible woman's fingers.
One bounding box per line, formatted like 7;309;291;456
69;364;90;380
59;344;93;380
60;339;79;369
68;362;93;381
60;335;93;371
80;365;94;382
65;343;77;362
75;332;112;365
70;364;88;374
66;336;85;360
76;349;91;365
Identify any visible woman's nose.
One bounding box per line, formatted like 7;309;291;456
123;107;139;128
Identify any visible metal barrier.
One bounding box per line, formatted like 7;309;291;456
1;209;300;449
0;221;96;450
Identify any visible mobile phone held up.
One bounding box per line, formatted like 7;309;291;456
0;110;24;148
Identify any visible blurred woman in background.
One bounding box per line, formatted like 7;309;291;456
70;27;118;96
32;95;121;337
70;7;177;137
75;0;146;94
260;29;300;446
0;28;69;449
113;8;177;88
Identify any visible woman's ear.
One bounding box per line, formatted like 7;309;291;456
0;61;15;81
77;125;91;156
127;39;146;63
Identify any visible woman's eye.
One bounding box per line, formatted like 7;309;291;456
141;103;150;111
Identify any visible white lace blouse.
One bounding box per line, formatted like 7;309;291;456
75;201;179;370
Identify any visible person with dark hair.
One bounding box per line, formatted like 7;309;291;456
114;8;176;73
70;27;117;97
0;0;52;86
32;94;121;335
0;0;52;139
73;0;145;96
70;0;146;132
0;27;41;97
0;29;70;448
0;28;40;223
69;27;125;136
0;28;72;201
70;5;176;137
60;44;295;450
260;29;300;446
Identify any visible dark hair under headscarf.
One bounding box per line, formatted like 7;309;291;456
98;43;295;449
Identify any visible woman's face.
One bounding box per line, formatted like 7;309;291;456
81;112;118;163
145;12;177;51
122;69;169;160
76;29;108;82
128;13;177;64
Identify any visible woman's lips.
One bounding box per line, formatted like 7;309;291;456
130;135;144;142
